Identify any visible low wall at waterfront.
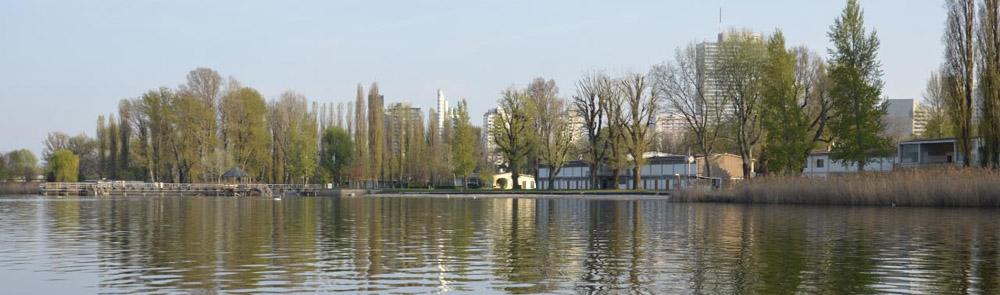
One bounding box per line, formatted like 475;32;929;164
2;181;368;197
0;182;40;195
314;189;366;197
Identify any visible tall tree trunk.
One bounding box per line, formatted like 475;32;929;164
589;163;599;189
632;167;641;190
611;168;620;190
511;162;521;190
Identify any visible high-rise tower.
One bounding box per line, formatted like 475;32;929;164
436;89;449;133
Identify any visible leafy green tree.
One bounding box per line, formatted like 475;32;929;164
221;87;272;180
137;87;178;182
179;68;224;180
47;149;79;182
827;0;892;171
451;100;477;188
0;154;7;181
320;127;355;184
761;31;813;175
5;149;38;182
270;91;318;184
174;93;213;182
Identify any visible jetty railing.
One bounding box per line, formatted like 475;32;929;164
40;182;286;197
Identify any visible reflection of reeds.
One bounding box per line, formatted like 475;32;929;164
673;168;1000;207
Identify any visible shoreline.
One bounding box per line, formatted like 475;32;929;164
372;191;671;200
674;169;1000;208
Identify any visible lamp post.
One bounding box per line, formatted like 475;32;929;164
686;155;695;188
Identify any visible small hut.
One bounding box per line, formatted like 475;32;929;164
221;167;251;184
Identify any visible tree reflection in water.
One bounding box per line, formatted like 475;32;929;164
0;195;996;293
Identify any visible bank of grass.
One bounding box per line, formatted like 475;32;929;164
674;168;1000;207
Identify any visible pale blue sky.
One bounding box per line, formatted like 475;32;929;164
0;0;943;155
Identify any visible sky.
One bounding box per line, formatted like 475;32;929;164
0;0;945;156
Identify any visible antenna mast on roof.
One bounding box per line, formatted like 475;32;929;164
718;0;724;33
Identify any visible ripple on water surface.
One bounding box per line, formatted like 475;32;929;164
0;195;997;294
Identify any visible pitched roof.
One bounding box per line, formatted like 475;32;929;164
222;167;249;178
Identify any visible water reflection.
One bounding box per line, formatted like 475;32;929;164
0;195;997;294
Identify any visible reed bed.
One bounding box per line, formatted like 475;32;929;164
673;168;1000;207
0;182;41;195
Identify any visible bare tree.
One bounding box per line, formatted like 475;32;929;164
717;31;767;179
619;72;659;190
944;0;976;167
651;45;727;178
793;47;835;163
536;97;573;190
600;76;628;188
527;78;573;190
492;87;533;189
573;72;609;189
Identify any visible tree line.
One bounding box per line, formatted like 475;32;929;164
921;0;1000;168
489;0;891;191
7;0;996;187
5;68;485;187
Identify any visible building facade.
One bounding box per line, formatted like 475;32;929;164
385;103;422;155
436;89;450;134
482;108;502;166
537;154;700;190
897;138;983;167
802;152;894;177
883;98;928;140
696;31;762;118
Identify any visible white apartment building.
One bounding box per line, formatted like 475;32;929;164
482;108;502;166
696;31;762;118
883;98;928;140
436;89;450;134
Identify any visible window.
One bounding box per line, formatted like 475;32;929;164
816;159;825;168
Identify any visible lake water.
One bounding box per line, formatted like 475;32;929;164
0;195;997;294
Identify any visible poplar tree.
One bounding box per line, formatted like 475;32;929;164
978;0;1000;167
367;82;385;186
354;84;368;186
451;100;476;188
944;0;976;167
827;0;891;171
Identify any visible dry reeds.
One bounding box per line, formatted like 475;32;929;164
673;168;1000;207
0;182;41;195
